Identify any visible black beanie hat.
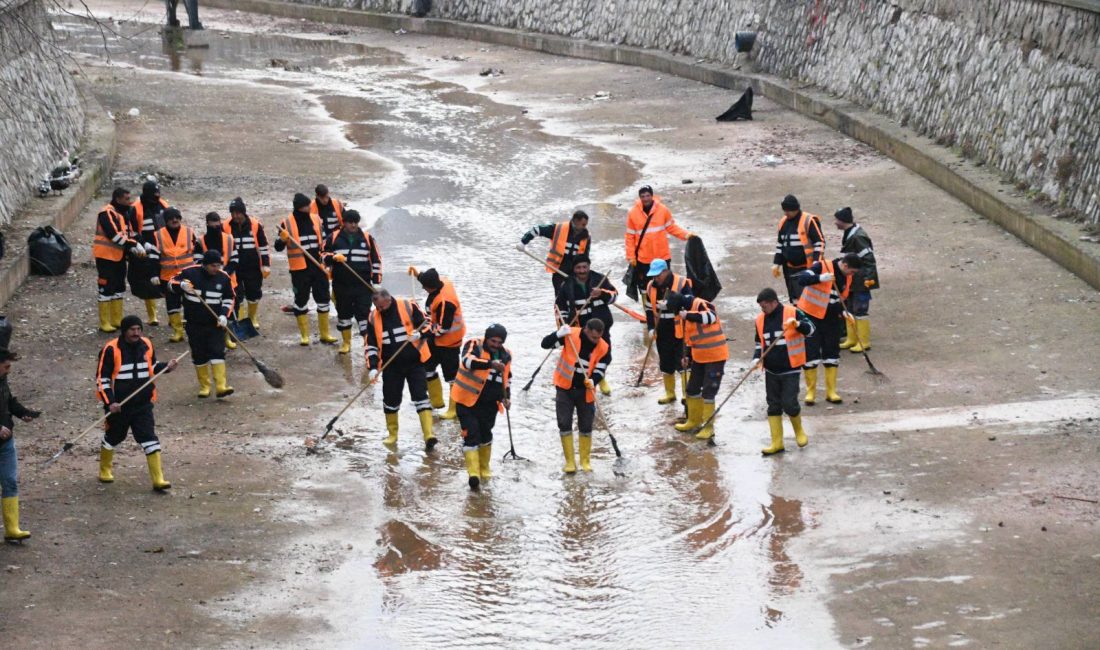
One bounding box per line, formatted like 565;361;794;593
229;197;246;214
293;193;311;210
834;207;854;223
485;323;507;342
781;194;800;211
757;288;779;303
141;180;159;197
119;315;143;333
202;249;223;265
417;268;442;291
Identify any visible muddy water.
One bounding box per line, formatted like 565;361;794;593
61;20;831;647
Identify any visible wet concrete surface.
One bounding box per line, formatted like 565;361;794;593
1;2;1097;648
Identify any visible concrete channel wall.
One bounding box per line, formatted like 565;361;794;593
0;0;85;226
204;0;1100;290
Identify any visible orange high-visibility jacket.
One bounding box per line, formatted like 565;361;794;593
452;338;512;408
624;197;689;265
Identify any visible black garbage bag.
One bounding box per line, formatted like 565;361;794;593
716;87;753;122
28;226;72;276
684;235;722;302
0;315;12;350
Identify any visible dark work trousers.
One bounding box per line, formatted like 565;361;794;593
457;401;497;450
656;320;684;374
805;307;841;369
781;265;807;304
332;282;372;335
290;267;331;316
186;323;226;365
236;263;264;303
96;258;127;301
165;289;184;315
103;403;161;455
381;361;431;414
425;342;460;382
551;272;567;294
840;291;871;342
555;386;595;435
686;359;726;402
765;371;802;417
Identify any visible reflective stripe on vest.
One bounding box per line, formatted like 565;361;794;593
797;259;834;319
157;226;194;280
544;222;587;273
281;214;322;271
685;298;729;362
99;337;157;403
451;339;512;408
372;299;430;364
93;205;130;262
777;212;818;267
135;198;169;232
647;273;689;338
756;305;806;368
430;279;466;348
552;328;609;403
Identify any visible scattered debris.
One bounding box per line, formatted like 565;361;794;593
328;29;349;36
759;155;785;167
479;67;505;77
682;179;693;185
442;55;468;62
285;135;301;144
590;90;611;100
716;87;753;121
394;28;407;35
1053;494;1099;504
127;107;140;117
269;58;302;72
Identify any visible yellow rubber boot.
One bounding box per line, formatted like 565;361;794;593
839;319;855;349
383;412;399;446
464;448;481;490
212;362;234;398
296;314;311;346
168;313;185;342
98;302;117;333
578;435;592;472
246;300;260;328
560;433;577;474
825;366;842;404
98;448;115;483
803;367;818;406
695;402;716;440
791;414;809;448
338;329;352;355
195;364;212;398
2;497;30;542
225;331;237;350
658;373;677;404
144;299;159;325
762;415;785;455
110;299;124;329
675;396;703;432
318;312;338;344
598;377;611;396
848;319;871;353
478;443;493;479
441;390;458;420
426;376;445;409
146;451;171;491
419;410;438;451
680;371;691;400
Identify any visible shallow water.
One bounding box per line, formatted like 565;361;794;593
61;19;833;647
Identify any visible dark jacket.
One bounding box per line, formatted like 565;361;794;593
556;271;616;331
840;224;879;290
753;307;815;374
0;376;31;430
326;229;382;286
168;265;235;327
365;300;430;370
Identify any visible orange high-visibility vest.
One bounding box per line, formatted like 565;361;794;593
552;327;609;403
452;338;512;408
624;197;689;265
197;231;237;288
684;298;729;363
545;221;589;273
646;273;691;339
133;197;170;233
223;217;265;273
93;204;132;262
428;279;466;348
310;198;344;228
156;226;195;281
776;211;822;269
755;305;806;369
797;258;835;319
97;336;157;404
279;213;323;272
371;298;431;364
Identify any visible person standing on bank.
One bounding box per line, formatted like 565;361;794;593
624;185;694;301
517;210;591;293
94;187;146;333
128;180;170;326
541;319;610;474
555;254;617;395
168;250;236;399
645;259;693;405
0;349;41;542
96;316;179;490
453;324;512;491
835;207;878;353
670;292;728;440
276;193;338;346
771;194;825;303
754;288;814;455
225;197;271;330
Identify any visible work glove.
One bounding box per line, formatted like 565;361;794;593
149;277;161;286
584;378;594;390
368;369;379;383
556;324;572;338
262;266;271;279
130;245;146;258
783;317;798;333
864;279;876;288
180;279;195;294
771;264;782;278
333;253;347;264
647;329;655;341
407;265;418;276
818;272;833;283
409;330;421;342
217;315;228;329
515;243;526;253
678;310;688;319
843;311;856;326
685;232;697;240
656;300;667;310
279;229;290;242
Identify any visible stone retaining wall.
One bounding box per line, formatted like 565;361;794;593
0;0;85;226
288;0;1100;226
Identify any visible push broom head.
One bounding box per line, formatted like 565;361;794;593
254;359;285;388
